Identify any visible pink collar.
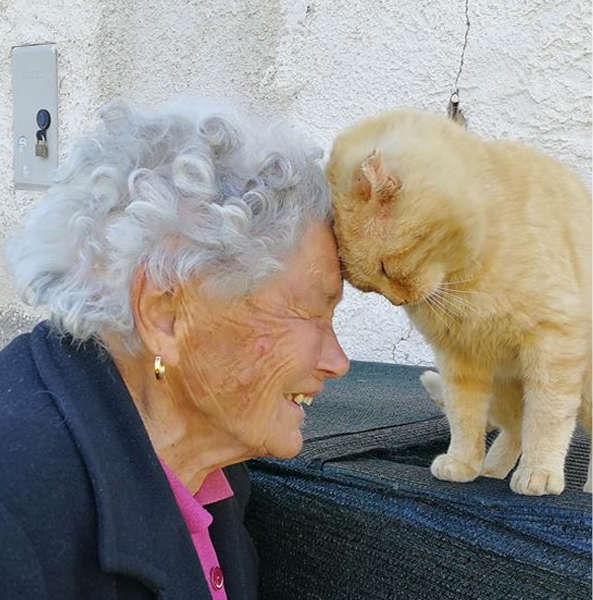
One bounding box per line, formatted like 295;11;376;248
160;461;234;533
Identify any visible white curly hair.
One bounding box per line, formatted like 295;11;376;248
5;97;331;353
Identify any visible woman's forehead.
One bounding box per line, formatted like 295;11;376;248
282;222;342;302
179;222;342;319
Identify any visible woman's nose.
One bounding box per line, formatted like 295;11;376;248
318;327;350;379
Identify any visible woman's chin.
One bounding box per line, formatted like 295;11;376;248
266;433;304;460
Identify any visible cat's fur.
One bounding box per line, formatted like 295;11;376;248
327;109;592;495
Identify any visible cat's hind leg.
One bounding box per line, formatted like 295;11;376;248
481;379;522;479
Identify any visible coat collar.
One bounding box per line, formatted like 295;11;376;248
29;322;209;598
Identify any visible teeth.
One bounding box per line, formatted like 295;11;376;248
291;393;313;406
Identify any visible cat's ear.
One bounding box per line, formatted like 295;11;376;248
353;150;401;204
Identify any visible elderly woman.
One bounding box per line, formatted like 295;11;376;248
0;99;349;598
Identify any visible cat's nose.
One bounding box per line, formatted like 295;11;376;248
385;280;411;306
385;288;405;305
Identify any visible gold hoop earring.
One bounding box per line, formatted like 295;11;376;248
154;355;166;381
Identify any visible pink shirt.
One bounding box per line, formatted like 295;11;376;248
160;461;234;599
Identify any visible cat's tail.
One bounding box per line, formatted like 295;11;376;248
419;370;445;410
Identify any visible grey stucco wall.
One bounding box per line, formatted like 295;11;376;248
0;0;591;361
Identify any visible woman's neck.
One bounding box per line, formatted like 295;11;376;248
113;351;249;494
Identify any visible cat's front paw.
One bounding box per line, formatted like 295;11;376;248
510;467;564;495
431;453;480;483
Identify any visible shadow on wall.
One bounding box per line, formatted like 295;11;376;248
0;306;38;349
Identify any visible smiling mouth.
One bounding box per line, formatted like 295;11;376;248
285;393;314;407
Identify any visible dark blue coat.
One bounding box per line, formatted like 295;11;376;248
0;322;258;599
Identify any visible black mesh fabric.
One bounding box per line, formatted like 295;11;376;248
246;361;592;600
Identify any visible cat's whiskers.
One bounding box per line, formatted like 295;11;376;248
443;288;490;296
425;288;461;321
434;287;479;316
424;294;451;327
438;277;490;296
424;287;478;320
432;293;460;318
439;286;489;296
437;287;476;305
439;277;476;287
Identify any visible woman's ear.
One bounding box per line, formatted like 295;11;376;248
130;266;180;366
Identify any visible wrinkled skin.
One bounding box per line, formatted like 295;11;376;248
116;221;349;492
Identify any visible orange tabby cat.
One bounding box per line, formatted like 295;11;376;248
326;109;592;496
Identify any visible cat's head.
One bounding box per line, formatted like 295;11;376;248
326;110;485;307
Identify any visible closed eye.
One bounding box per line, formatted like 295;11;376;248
380;260;389;278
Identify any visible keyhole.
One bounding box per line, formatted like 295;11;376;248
36;109;51;131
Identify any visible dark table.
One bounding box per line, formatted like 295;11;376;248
246;361;592;600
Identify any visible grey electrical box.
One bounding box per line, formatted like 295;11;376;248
12;44;59;189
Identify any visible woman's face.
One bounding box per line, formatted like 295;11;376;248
175;221;349;459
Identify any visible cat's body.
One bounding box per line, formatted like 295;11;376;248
327;109;591;495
